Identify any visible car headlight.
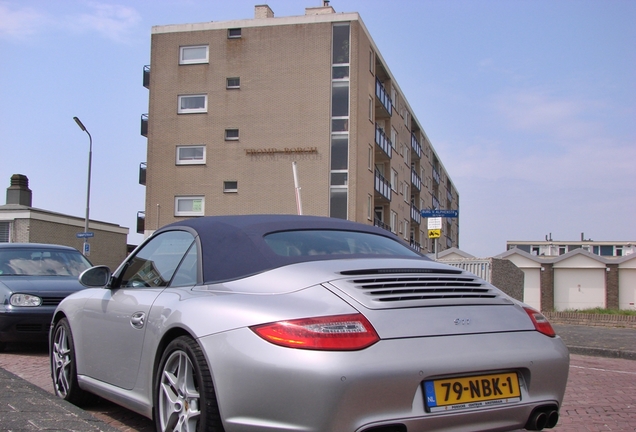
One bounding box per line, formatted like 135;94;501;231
10;293;42;307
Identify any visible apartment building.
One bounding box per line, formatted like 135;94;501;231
138;3;459;254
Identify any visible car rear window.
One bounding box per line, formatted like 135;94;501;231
264;230;420;257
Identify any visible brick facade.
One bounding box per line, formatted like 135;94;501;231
544;311;636;329
540;263;555;311
144;7;459;254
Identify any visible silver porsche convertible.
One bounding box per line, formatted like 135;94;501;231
50;215;568;432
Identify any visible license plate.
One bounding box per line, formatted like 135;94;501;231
424;372;521;412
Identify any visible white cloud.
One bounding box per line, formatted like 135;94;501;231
0;1;140;43
494;89;603;141
439;89;636;216
71;2;141;43
0;2;46;39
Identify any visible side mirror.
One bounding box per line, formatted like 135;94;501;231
79;265;112;288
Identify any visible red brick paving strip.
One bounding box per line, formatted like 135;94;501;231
1;344;635;432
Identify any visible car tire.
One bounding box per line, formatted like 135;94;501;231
155;336;224;432
50;318;94;405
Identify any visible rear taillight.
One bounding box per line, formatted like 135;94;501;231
250;313;380;351
523;307;556;337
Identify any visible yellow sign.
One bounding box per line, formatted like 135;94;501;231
428;229;441;238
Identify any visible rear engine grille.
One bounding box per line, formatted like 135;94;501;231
339;269;499;304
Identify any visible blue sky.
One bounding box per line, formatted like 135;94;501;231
1;0;634;257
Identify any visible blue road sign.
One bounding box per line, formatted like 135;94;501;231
76;232;94;238
420;209;459;218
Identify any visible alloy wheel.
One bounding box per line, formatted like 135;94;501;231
158;349;201;431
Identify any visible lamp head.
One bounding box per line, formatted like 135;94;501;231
73;116;87;131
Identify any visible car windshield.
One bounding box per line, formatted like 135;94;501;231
0;248;92;276
264;230;421;257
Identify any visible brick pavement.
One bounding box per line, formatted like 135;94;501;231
556;355;636;432
1;325;635;432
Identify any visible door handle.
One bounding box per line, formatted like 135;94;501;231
131;312;146;329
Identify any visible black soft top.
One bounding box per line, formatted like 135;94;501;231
158;214;422;283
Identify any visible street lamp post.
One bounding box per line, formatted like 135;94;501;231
73;116;92;256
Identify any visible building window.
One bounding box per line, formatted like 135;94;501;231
330;23;350;221
225;129;239;141
332;66;349;80
176;145;206;165
179;45;209;65
178;95;207;113
226;77;240;89
367;194;372;220
368;144;373;171
332;119;348;132
175;196;204;216
223;181;238;193
332;81;349;117
0;221;10;242
391;169;398;191
390;211;397;234
332;24;350;64
368;96;373;121
228;28;241;38
369;49;374;74
330;187;347;220
391;86;398;108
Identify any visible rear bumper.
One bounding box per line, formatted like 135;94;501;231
200;329;570;432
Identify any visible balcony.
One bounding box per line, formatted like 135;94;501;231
374;124;392;158
143;65;150;88
136;211;145;234
410;203;421;225
374;169;392;201
375;78;392;116
411;132;422;159
139;162;146;186
374;217;391;233
141;114;148;137
432;167;440;185
411;166;421;191
410;239;421;253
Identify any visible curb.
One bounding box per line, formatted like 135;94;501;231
567;345;636;361
0;367;121;432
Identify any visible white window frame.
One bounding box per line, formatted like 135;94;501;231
223;181;238;193
390;210;397;234
179;45;209;65
225;128;239;141
226;77;240;89
391;169;398;192
228;28;242;39
178;94;207;114
176;145;206;165
175;196;204;217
